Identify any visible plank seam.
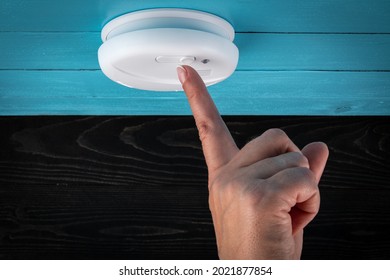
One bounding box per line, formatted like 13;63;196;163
1;69;389;72
1;31;390;35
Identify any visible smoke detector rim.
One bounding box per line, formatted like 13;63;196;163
101;8;235;42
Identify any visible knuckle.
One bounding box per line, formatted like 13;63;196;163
196;120;213;142
295;167;317;184
295;166;310;176
196;119;221;143
263;128;287;139
210;174;239;198
290;152;309;167
210;171;261;205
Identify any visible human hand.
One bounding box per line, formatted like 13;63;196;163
177;65;329;259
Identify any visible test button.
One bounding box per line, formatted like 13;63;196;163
155;56;195;64
180;56;195;64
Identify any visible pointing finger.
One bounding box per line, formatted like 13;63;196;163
177;65;238;172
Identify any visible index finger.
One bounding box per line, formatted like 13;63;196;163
177;65;238;172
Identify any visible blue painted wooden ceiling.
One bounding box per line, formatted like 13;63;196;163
0;0;389;115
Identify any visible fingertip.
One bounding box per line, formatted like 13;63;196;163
178;66;207;93
177;65;187;85
180;65;197;77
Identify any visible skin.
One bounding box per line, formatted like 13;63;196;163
177;65;329;260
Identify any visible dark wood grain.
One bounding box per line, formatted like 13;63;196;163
0;116;389;259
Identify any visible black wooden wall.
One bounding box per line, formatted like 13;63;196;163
0;116;389;259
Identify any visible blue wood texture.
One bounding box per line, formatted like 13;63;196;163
1;0;390;32
1;71;388;115
0;0;389;115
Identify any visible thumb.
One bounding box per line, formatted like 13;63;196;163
301;142;329;183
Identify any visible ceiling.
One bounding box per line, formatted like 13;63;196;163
1;0;389;115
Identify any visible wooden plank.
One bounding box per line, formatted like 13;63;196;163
1;0;390;33
1;71;389;115
0;116;389;259
0;33;101;70
236;34;390;71
1;33;390;71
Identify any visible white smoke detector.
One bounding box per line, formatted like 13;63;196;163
98;9;239;91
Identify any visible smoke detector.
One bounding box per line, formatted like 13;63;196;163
98;9;239;91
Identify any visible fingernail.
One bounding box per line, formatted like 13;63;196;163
177;66;187;84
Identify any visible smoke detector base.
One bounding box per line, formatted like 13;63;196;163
98;9;239;91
